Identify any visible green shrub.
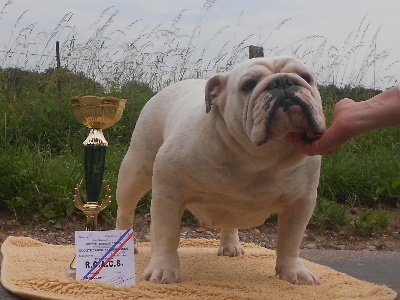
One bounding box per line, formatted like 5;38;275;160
375;177;400;207
0;144;79;222
312;198;350;227
353;210;390;236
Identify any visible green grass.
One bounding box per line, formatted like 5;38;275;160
0;68;398;228
0;2;399;229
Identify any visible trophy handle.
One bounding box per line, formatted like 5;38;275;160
73;180;85;211
99;181;112;212
73;180;112;211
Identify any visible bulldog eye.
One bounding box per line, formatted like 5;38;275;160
300;73;313;84
242;80;257;93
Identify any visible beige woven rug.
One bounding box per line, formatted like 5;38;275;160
1;236;397;300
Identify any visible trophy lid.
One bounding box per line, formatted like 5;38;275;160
71;96;127;129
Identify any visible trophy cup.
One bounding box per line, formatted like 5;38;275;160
67;95;126;278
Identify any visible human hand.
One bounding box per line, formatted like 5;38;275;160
289;98;356;155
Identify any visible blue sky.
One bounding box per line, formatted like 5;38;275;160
0;0;398;89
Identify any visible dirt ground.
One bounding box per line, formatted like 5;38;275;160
0;208;399;252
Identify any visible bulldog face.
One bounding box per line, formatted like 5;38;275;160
205;57;326;146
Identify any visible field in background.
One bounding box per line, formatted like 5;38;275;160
0;0;398;232
0;0;398;91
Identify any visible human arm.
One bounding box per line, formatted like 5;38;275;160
289;85;400;155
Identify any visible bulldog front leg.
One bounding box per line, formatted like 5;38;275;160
141;193;183;284
275;198;320;285
218;229;245;257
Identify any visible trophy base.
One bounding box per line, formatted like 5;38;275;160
66;266;76;279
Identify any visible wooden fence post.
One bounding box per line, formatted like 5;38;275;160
56;41;62;97
249;45;264;59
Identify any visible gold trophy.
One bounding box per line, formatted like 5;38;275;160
67;95;126;278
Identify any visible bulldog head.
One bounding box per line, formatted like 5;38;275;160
205;56;326;146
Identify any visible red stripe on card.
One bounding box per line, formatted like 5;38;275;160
88;231;135;281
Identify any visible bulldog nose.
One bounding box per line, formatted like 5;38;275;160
268;76;296;89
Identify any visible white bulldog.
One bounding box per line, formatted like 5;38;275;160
116;56;326;285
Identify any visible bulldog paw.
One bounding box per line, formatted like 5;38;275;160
141;267;182;284
141;254;181;284
218;244;245;257
275;257;320;285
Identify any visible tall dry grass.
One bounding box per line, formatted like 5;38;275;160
0;0;398;91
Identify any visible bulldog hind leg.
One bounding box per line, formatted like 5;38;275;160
218;229;245;257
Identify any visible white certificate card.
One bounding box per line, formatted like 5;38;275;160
75;229;135;286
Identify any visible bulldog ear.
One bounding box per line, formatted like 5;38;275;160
205;74;227;113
